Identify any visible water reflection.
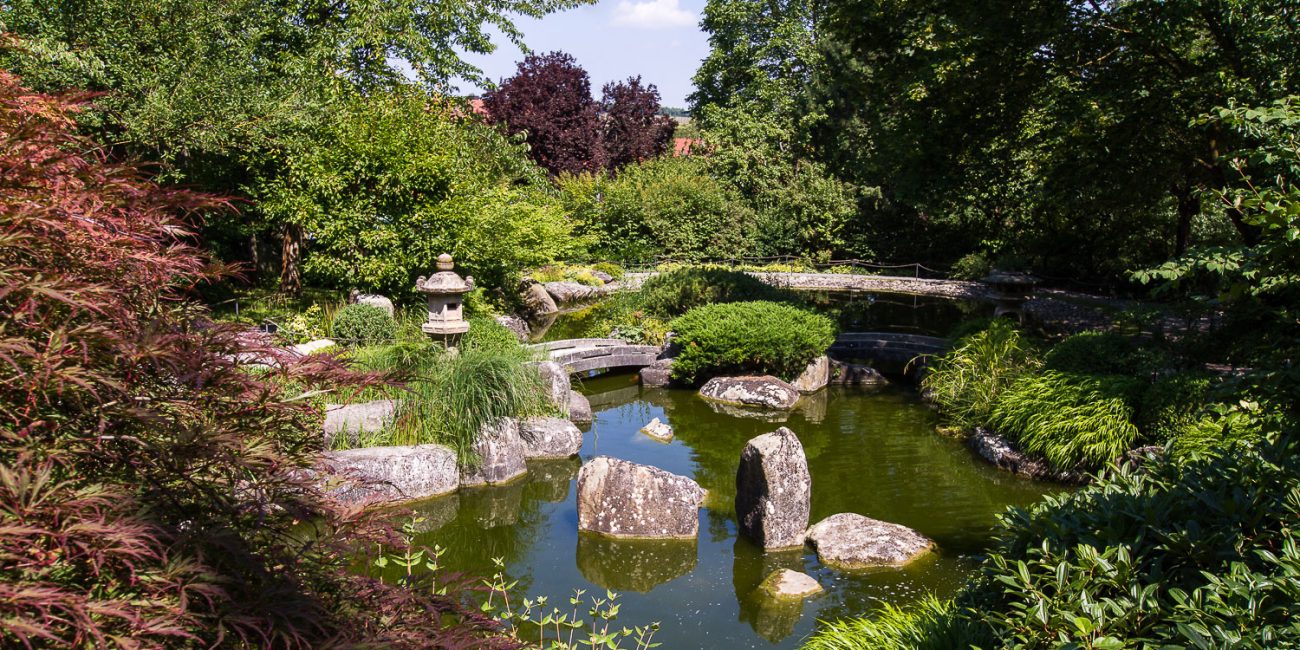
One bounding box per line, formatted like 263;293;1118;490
732;539;809;643
524;457;581;503
577;533;698;593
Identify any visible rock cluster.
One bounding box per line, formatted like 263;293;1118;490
699;376;800;410
577;457;706;539
735;428;811;549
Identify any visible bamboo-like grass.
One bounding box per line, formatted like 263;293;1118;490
989;371;1140;471
803;596;991;650
920;320;1040;427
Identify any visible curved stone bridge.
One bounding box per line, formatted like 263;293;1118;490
530;333;949;377
528;338;664;374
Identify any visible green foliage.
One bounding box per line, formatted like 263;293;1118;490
1135;372;1215;444
668;301;835;383
557;156;756;263
532;263;606;286
462;316;525;355
590;261;626;281
637;266;797;318
966;437;1300;648
251;90;578;297
949;252;992;281
575;294;672;346
921;321;1039;428
1043;331;1168;377
989;371;1141;471
803;596;992;650
330;304;397;346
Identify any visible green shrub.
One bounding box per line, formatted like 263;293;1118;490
330;303;397;345
591;261;625;280
1044;330;1169;377
989;371;1141;471
948;251;992;280
668;301;836;384
638;267;796;318
1135;371;1214;444
803;596;992;650
965;437;1300;647
920;321;1039;427
461;316;526;356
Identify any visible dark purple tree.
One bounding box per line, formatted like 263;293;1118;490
600;76;677;170
483;51;603;175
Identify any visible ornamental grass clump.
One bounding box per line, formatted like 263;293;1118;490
0;72;506;648
920;321;1040;427
668;301;836;384
988;371;1141;471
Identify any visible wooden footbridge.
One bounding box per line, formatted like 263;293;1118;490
530;332;949;376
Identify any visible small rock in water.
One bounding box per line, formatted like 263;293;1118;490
755;569;823;601
805;512;935;569
699;376;800;410
640;417;674;442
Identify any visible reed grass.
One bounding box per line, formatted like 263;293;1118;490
803;596;991;650
920;321;1039;427
989;371;1140;471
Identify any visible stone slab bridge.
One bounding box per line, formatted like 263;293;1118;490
530;333;950;376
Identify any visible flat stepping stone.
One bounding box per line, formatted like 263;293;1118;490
805;513;935;569
755;569;823;601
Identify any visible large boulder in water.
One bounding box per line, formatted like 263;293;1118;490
805;513;935;569
459;418;527;487
639;358;674;388
543;281;599;305
736;427;811;549
319;444;458;504
518;416;582;459
568;390;593;426
700;376;800;410
577;457;706;539
791;356;830;394
520;280;558;316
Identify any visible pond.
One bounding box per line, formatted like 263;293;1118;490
381;373;1060;649
530;290;990;342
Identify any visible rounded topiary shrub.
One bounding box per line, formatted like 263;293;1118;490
330;303;396;345
668;301;836;384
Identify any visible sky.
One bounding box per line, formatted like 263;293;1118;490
457;0;710;108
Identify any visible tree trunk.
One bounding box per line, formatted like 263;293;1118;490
279;223;303;295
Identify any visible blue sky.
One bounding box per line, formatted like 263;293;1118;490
458;0;710;108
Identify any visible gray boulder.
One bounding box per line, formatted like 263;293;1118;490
495;315;531;342
459;418;528;487
577;456;706;539
531;361;572;414
322;400;397;447
568;390;593;426
828;359;888;386
591;270;615;283
736;427;811;549
700;376;800;410
805;513;935;569
351;293;395;317
639;358;674;388
320;444;458;504
968;428;1085;483
518;416;583;459
521;280;558;316
791;356;830;394
544;281;599;305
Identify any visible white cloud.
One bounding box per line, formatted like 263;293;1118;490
611;0;696;29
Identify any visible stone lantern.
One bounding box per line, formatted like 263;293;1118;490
415;254;471;346
982;270;1039;322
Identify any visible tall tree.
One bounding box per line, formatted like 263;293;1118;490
600;76;676;170
1;0;592;292
813;0;1300;277
483;51;603;175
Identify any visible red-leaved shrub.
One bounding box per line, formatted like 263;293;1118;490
0;71;510;648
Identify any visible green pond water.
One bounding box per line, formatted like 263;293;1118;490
381;374;1060;649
